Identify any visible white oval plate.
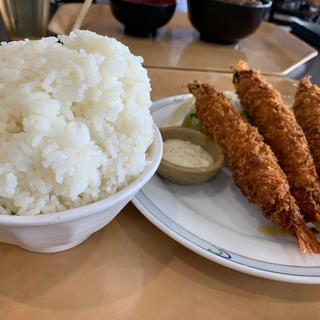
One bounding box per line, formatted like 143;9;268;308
133;94;320;284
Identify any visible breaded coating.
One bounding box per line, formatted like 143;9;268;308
188;81;320;253
232;61;320;223
293;78;320;177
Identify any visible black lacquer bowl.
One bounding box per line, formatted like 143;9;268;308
110;0;176;38
187;0;272;44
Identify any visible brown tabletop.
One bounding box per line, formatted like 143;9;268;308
1;68;320;320
1;203;320;320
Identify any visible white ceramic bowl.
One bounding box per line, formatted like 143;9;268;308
0;126;162;253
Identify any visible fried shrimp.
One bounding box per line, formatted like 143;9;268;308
232;61;320;223
188;81;320;253
293;78;320;177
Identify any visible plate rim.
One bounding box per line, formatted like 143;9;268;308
133;94;320;284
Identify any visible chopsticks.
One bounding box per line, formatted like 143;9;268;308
72;0;94;31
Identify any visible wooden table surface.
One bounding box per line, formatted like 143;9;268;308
2;6;320;318
1;202;320;320
1;67;320;320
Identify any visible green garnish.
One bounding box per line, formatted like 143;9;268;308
182;106;206;133
240;110;252;124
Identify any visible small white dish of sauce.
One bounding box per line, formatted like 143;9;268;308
158;127;224;185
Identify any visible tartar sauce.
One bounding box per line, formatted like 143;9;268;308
163;139;214;168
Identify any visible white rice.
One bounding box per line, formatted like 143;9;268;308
0;30;154;215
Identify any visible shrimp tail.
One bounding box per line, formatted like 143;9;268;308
296;225;320;254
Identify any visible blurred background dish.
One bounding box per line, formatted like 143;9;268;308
110;0;176;37
269;0;320;25
0;0;51;40
291;19;320;47
187;0;272;44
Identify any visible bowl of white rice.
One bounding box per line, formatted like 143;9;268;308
0;30;162;252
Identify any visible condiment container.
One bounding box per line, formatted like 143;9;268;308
158;126;224;184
